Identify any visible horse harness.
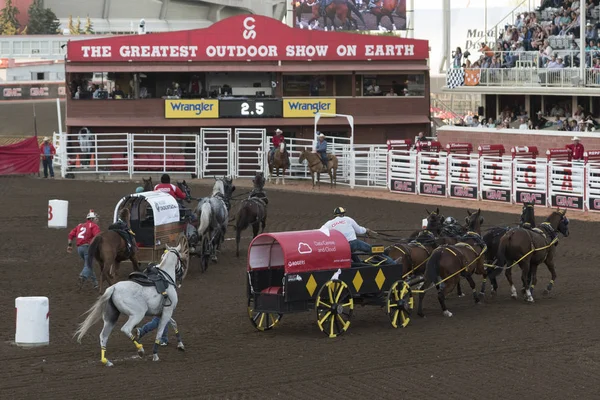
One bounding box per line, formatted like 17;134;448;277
441;232;487;278
128;249;184;306
246;194;268;223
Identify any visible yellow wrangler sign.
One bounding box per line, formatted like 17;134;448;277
165;99;219;118
283;98;336;118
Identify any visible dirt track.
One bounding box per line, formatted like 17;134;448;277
0;176;599;399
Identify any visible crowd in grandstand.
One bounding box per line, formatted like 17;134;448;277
452;0;600;69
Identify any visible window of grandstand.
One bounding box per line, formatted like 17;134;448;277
282;75;334;97
357;74;425;97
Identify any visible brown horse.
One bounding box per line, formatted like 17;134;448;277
142;177;153;191
87;208;140;293
298;149;338;188
365;0;405;31
417;209;487;318
408;208;445;239
235;172;268;257
495;209;569;302
303;0;364;31
268;141;289;185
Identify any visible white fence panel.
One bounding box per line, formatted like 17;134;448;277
548;160;585;211
513;158;548;206
587;162;600;212
479;156;513;203
234;128;266;178
130;133;198;177
200;128;231;178
353;145;388;188
284;137;313;180
388;150;417;194
61;132;129;177
417;152;447;197
448;154;479;200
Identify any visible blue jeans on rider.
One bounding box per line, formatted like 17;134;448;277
139;316;169;343
318;151;327;166
349;239;395;264
78;244;98;286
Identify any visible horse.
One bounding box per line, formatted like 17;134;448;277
235;172;268;257
86;208;140;293
364;0;405;31
176;180;191;199
479;202;536;296
417;209;487;318
494;209;569;302
299;149;338;188
142;177;153;192
74;243;186;366
195;177;230;266
268;142;289;185
408;208;445;239
297;0;364;30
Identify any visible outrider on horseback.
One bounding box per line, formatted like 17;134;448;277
268;128;290;185
298;132;339;188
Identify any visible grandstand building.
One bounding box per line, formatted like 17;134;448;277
442;1;600;126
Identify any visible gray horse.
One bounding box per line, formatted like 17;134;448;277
74;244;185;366
195;178;231;262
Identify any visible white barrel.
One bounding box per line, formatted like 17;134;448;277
15;296;49;347
48;199;68;228
421;218;428;229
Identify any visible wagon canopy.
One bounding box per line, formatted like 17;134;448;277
248;228;352;274
113;191;180;226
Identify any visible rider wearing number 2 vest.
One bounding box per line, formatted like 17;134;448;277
68;210;101;289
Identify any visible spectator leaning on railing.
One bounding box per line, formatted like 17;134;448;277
566;136;585;160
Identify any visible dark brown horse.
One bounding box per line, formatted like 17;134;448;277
142;177;153;191
235;172;268;257
87;208;140;293
495;209;569;302
408;208;445;239
303;0;364;31
480;202;536;296
417;209;487;318
365;0;405;31
268;141;289;185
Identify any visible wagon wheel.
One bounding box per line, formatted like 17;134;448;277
386;280;413;329
200;235;211;273
247;297;282;331
177;233;190;280
315;279;354;338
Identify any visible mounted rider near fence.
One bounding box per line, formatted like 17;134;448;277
299;147;338;188
268;133;290;185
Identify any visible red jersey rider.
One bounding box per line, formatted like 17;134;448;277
269;128;288;165
154;174;187;201
68;210;101;289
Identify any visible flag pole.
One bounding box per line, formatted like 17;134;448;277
33;103;40;177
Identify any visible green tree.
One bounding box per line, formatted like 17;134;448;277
28;0;61;35
0;0;20;35
84;15;94;34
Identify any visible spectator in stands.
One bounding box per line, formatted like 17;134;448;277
585;22;598;43
539;39;553;65
533;110;548;129
519;117;529;129
453;47;462;67
464;111;474;126
487;118;496;128
567;136;585;160
111;84;124;99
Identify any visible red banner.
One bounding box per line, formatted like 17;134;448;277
0;136;40;175
67;15;428;63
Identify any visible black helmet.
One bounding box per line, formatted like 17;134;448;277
161;174;170;183
334;207;346;216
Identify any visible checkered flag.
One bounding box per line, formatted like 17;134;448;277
446;68;465;89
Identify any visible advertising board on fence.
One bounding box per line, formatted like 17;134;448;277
0;83;66;100
164;99;219;118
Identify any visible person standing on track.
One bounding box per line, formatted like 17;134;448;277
67;210;101;289
321;207;394;264
39;137;56;178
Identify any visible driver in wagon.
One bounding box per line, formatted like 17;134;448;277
321;207;395;265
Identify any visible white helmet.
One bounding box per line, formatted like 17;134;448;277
444;216;456;225
87;210;99;220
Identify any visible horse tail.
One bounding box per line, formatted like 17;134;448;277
347;0;365;24
198;202;212;237
425;248;444;285
74;285;115;343
496;230;514;269
86;235;101;272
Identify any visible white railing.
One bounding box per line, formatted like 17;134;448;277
131;133;199;177
446;67;600;88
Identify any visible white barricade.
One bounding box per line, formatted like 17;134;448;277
548;160;585;211
513;158;548;206
15;296;49;347
479;156;513;203
48;199;68;228
417;152;447;197
234;128;267;178
388;150;418;194
131;133;199;177
587;162;600;212
352;145;388;188
200;128;232;178
448;154;479;200
61;132;129;177
285;137;313;180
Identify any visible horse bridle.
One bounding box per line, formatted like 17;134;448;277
162;248;184;283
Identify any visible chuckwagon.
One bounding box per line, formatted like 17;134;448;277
113;191;193;270
246;228;416;337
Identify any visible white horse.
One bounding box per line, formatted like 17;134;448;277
74;244;185;366
195;178;230;262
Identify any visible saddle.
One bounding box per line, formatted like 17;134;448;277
128;265;170;298
108;222;136;257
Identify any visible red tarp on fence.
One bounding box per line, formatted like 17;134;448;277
0;136;40;175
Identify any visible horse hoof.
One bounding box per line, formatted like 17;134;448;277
510;294;517;300
478;292;486;299
104;360;114;367
137;347;145;357
542;289;550;296
490;290;497;298
417;312;425;318
443;310;453;318
177;343;185;352
457;293;465;298
152;354;160;362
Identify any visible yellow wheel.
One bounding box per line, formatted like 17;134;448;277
247;297;282;331
386;280;413;328
315;280;354;338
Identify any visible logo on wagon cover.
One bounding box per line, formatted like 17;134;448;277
298;242;313;254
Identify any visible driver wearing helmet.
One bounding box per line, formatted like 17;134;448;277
154;174;187;201
68;210;101;289
443;216;457;226
321;207;394;264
